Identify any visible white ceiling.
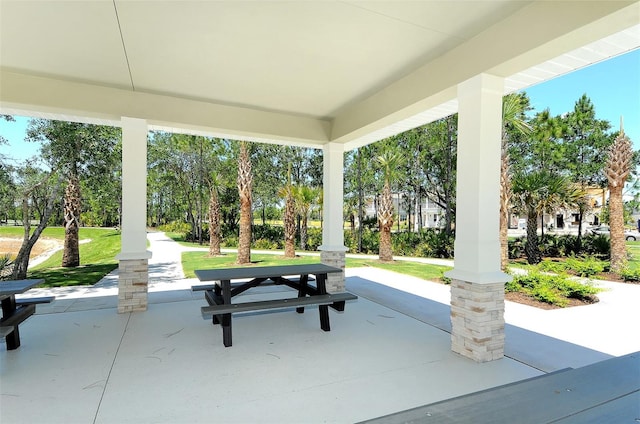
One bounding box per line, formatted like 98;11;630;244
1;1;639;149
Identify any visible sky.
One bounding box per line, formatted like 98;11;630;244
1;49;639;164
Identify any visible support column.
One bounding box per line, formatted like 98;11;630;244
318;142;348;292
445;74;510;362
117;117;152;313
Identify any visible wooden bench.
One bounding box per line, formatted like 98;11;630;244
194;264;357;347
201;292;357;317
0;326;15;338
192;276;315;292
1;279;51;350
16;296;55;306
1;298;54;340
0;304;36;347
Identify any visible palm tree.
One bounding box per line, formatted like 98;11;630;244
500;93;531;270
606;120;634;273
208;174;222;257
376;151;402;262
295;185;318;251
511;170;578;264
279;166;296;258
237;141;252;264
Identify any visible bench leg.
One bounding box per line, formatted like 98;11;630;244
204;289;223;325
222;318;232;347
2;297;22;350
316;273;331;331
5;326;21;350
331;301;346;312
319;305;330;332
221;279;232;347
296;274;309;314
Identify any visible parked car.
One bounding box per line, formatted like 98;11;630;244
590;225;638;241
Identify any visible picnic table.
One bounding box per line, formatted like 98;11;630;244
193;263;357;347
1;279;54;350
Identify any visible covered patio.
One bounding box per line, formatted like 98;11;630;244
2;1;639;362
2;3;640;420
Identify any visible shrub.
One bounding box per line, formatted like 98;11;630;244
305;228;323;251
580;234;610;258
254;238;279;250
508;237;525;259
539;234;562;257
1;253;13;280
221;234;238;247
564;255;607;277
508;270;602;307
538;260;567;274
253;224;284;242
158;221;191;234
620;268;640;282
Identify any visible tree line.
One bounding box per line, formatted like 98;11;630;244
0;91;637;278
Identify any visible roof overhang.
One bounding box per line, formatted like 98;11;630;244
1;1;638;150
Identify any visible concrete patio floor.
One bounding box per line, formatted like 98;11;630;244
1;233;639;423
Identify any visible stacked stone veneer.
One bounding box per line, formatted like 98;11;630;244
118;259;149;313
450;279;505;362
320;250;346;292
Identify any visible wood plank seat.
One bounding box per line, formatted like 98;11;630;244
358;352;640;424
192;276;316;292
1;304;35;329
15;296;55;305
202;292;357;317
0;326;14;338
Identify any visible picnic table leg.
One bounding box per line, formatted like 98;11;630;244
316;274;331;332
296;274;309;314
1;296;21;350
221;279;232;347
213;285;223;325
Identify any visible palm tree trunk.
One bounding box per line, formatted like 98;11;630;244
62;175;81;267
283;194;296;258
378;182;394;262
499;208;509;269
499;138;511;271
525;211;540;264
606;125;633;273
208;187;221;256
237;142;252;264
609;185;626;272
300;214;308;251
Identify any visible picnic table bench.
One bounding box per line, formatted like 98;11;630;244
1;279;54;350
193;263;357;347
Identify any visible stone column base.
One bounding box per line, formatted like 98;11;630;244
320;250;346;293
118;259;149;313
450;279;505;362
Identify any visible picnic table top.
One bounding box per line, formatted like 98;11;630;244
0;279;44;296
195;263;342;282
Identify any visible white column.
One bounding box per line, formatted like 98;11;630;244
319;142;348;292
445;74;510;362
117;117;151;313
447;74;508;283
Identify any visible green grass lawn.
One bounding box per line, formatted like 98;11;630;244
1;226;121;287
171;232;452;282
626;241;640;270
181;250;451;281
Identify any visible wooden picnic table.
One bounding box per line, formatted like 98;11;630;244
1;279;53;350
193;263;357;347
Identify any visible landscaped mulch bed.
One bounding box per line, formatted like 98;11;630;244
505;291;598;310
